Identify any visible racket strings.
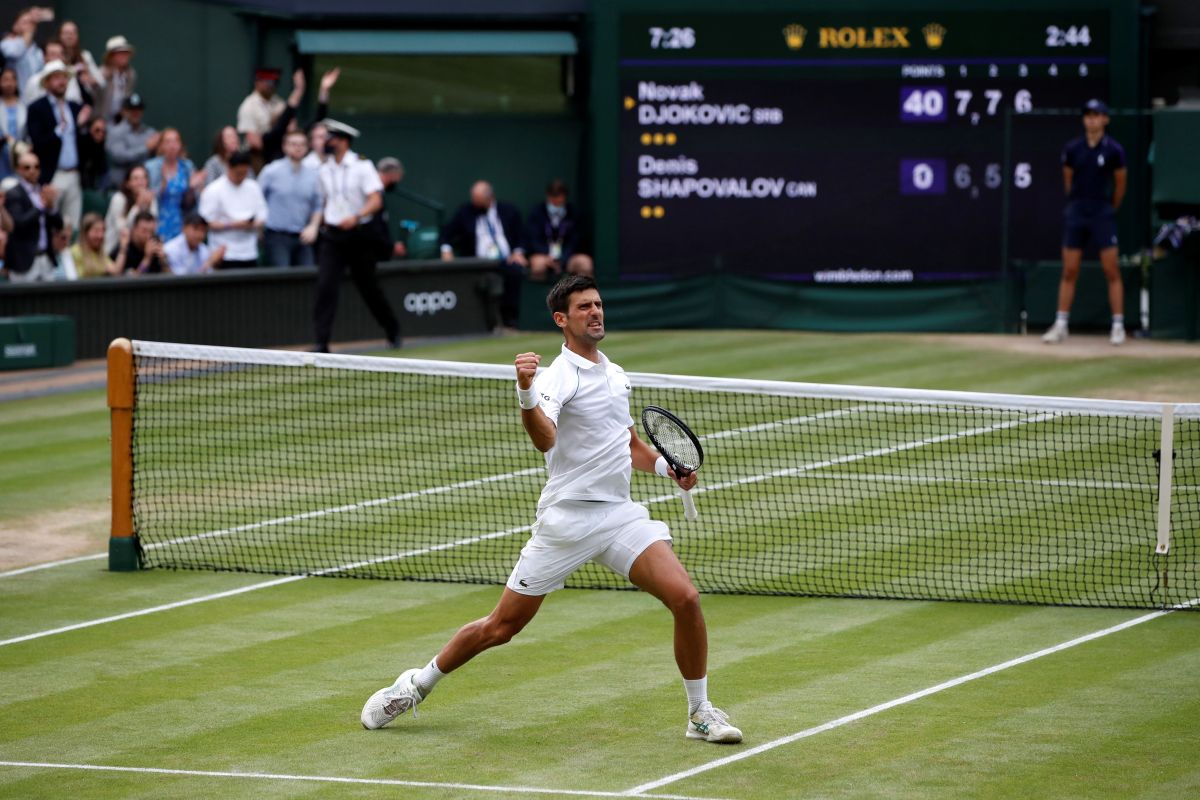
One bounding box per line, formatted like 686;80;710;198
646;416;702;471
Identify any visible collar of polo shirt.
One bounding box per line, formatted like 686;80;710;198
558;342;605;369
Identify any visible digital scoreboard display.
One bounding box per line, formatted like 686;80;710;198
618;11;1110;281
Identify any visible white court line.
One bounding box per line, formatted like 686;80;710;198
624;598;1200;796
0;761;728;800
0;552;106;578
0;411;1058;647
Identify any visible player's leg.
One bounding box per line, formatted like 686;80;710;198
1098;245;1125;344
1044;245;1083;343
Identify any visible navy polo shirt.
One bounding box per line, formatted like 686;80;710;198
1061;135;1126;217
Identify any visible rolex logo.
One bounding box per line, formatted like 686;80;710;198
922;23;946;49
782;24;807;50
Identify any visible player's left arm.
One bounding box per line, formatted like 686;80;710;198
1112;167;1127;211
629;427;697;490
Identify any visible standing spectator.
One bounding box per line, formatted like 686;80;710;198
373;156;407;259
144;127;204;242
110;210;167;274
69;211;115;277
96;36;135;124
79;114;106;189
56;20;102;94
0;68;26;182
26;59;87;233
105;93;157;188
202;125;244;187
259;129;321;266
4;150;60;282
312;119;401;352
1;7;50;91
104;164;157;254
163;212;224;275
440;180;527;328
198;150;267;269
23;40;89;106
302;120;329;171
237;67;285;158
526;179;593;281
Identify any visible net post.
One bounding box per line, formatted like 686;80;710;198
1155;404;1176;556
107;338;140;571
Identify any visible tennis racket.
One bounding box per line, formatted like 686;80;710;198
641;405;703;521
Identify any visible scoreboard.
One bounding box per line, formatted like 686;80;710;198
617;10;1112;281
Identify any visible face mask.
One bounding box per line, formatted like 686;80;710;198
324;142;338;156
547;203;567;220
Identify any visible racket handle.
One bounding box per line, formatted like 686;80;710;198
680;488;698;521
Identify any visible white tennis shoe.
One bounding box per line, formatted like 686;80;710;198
1042;321;1068;344
686;702;743;744
361;668;424;729
1110;324;1126;346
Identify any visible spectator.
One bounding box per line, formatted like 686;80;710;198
56;20;102;95
312;119;400;352
258;128;321;266
198;150;266;269
440;180;527;328
4;150;61;282
373;156;407;259
526;179;593;281
104;164;157;254
237;67;285;157
49;222;74;279
96;36;135;123
202;125;246;187
69;211;115;277
105;93;157;188
23;39;89;106
110;210;166;274
163;212;224;275
302;119;328;171
1;7;50;92
26;59;87;232
0;68;26;182
79;114;106;189
144;127;204;242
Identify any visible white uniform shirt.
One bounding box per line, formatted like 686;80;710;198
197;175;268;261
533;343;635;510
318;150;382;226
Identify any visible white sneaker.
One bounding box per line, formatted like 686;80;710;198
686;702;743;744
1042;322;1068;344
361;668;424;729
1110;325;1126;346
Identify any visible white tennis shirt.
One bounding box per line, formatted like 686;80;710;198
533;343;635;510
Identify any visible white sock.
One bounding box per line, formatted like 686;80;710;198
1055;311;1070;325
414;657;445;696
684;676;708;716
1112;314;1124;327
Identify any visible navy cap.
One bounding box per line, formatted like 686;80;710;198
1082;99;1109;115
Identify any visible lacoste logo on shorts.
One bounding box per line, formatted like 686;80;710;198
519;579;529;587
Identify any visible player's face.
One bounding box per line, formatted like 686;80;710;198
559;289;605;343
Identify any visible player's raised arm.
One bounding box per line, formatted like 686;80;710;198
515;351;556;452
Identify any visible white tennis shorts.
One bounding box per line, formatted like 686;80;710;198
506;500;671;596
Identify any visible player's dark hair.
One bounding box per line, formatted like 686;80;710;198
546;274;597;314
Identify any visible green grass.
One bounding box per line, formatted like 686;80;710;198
2;330;1199;798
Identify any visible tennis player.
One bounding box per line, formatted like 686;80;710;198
1042;99;1128;346
360;274;743;744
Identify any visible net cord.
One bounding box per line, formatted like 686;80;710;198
130;340;1199;420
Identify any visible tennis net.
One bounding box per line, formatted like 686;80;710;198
115;340;1200;610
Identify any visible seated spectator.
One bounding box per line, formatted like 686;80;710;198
105;93;157;189
57;20;102;98
440;180;527;327
50;223;75;279
258;129;320;266
104;164;157;254
1;7;50;92
202;125;247;187
23;39;89;105
4;150;61;282
27;59;86;232
110;210;167;274
375;156;407;259
198;150;267;269
80;114;107;190
164;212;224;275
526;179;593;280
70;211;116;277
237;67;285;160
97;36;135;123
0;67;25;182
145;127;205;242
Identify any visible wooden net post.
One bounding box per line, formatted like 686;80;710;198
107;338;139;571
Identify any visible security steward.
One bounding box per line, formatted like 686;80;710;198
313;119;401;353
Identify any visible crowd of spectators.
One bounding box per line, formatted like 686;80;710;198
0;6;593;328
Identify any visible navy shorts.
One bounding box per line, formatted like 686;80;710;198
1063;211;1118;251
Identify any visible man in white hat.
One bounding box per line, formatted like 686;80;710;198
97;36;136;123
26;58;87;231
22;40;87;106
